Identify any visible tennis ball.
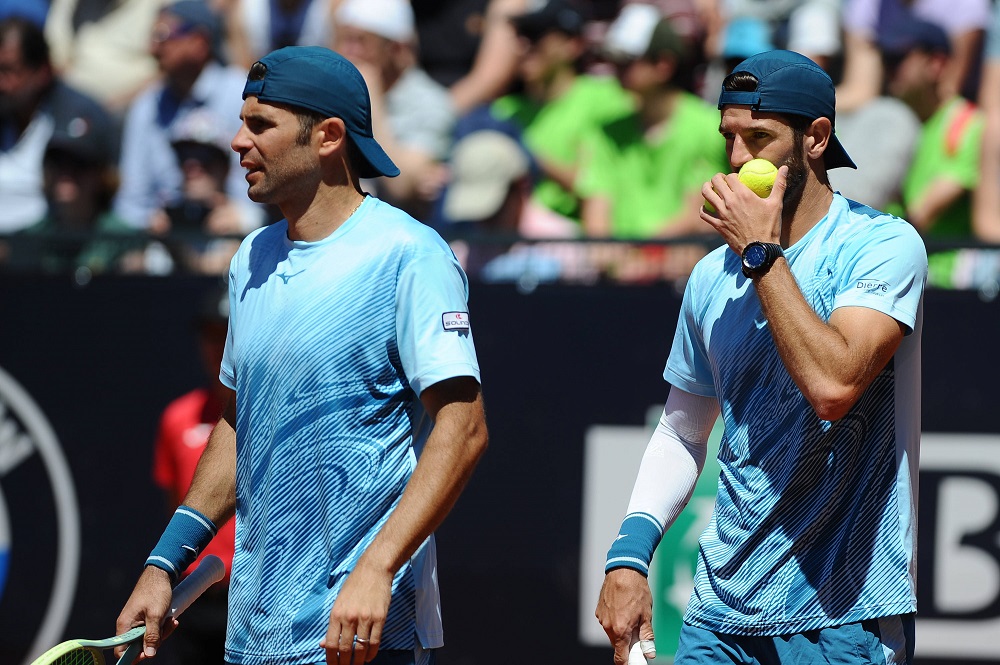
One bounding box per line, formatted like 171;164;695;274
704;159;777;212
738;158;778;198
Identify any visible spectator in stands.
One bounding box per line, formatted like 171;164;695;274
0;15;118;234
413;0;529;115
707;0;841;71
883;16;983;239
973;2;1000;241
149;107;247;275
151;282;234;665
114;0;262;233
443;129;587;283
224;0;334;71
7;104;143;274
838;0;991;113
333;0;455;220
829;32;922;210
489;0;634;225
42;0;160;112
576;3;728;239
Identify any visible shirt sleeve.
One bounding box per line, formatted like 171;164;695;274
395;250;481;395
664;268;717;397
219;264;238;390
833;218;928;333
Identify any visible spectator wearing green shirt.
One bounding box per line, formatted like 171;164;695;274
576;4;729;239
490;0;634;225
882;16;984;239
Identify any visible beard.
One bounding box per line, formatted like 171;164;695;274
780;137;808;212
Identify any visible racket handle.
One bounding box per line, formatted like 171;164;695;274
168;554;226;619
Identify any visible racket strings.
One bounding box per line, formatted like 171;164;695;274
43;649;102;665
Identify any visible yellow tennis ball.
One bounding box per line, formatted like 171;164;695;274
738;158;778;198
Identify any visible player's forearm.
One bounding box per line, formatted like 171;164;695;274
356;393;487;575
753;260;878;421
606;391;716;576
182;392;237;526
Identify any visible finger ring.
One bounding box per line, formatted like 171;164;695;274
354;637;369;644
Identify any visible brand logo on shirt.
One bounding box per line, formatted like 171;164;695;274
276;270;305;284
856;280;889;294
442;312;471;334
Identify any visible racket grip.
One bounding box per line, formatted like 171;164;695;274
168;554;226;619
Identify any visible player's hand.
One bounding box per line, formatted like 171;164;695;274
114;565;175;661
322;562;393;664
596;568;655;665
700;164;788;255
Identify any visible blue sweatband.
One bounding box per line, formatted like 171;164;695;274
146;505;218;580
605;513;664;577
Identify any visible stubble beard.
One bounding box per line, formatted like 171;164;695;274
780;140;808;213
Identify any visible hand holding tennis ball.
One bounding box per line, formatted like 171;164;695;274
704;158;778;212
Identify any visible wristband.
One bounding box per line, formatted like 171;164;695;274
605;512;664;577
146;505;218;581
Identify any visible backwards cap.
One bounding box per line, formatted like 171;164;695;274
242;46;399;178
718;49;856;169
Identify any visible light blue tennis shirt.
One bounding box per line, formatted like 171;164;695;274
665;194;927;636
219;196;480;664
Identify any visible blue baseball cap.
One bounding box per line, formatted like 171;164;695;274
718;49;856;170
878;16;951;57
242;46;399;178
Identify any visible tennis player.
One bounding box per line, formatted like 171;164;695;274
596;50;927;665
116;46;487;665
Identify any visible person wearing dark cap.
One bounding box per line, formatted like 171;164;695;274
8;108;144;275
114;0;263;234
487;0;633;224
880;16;984;245
575;3;728;239
0;15;118;234
597;49;927;665
114;45;487;665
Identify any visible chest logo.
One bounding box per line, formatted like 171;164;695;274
276;270;305;284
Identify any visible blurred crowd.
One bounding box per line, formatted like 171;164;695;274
0;0;999;287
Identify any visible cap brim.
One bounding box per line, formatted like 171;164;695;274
825;134;856;170
352;133;400;178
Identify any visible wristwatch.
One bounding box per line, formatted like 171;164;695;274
741;242;784;278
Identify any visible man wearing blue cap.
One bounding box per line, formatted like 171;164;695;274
597;50;927;665
115;46;488;665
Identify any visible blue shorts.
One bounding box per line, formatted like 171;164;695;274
676;614;915;665
227;646;436;665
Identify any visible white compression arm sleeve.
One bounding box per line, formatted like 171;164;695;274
605;389;720;575
626;389;719;522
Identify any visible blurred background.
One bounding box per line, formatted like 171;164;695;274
2;0;1000;663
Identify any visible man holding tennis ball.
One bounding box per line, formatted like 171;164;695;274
597;50;927;665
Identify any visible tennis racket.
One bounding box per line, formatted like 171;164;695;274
30;554;226;665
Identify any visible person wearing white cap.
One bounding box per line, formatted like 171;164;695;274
334;0;455;221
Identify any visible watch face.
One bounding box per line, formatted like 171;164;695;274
745;243;768;269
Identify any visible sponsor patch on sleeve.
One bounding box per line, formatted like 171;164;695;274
442;311;471;332
856;280;890;295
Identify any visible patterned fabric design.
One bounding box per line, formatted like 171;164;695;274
665;195;926;636
220;197;479;664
